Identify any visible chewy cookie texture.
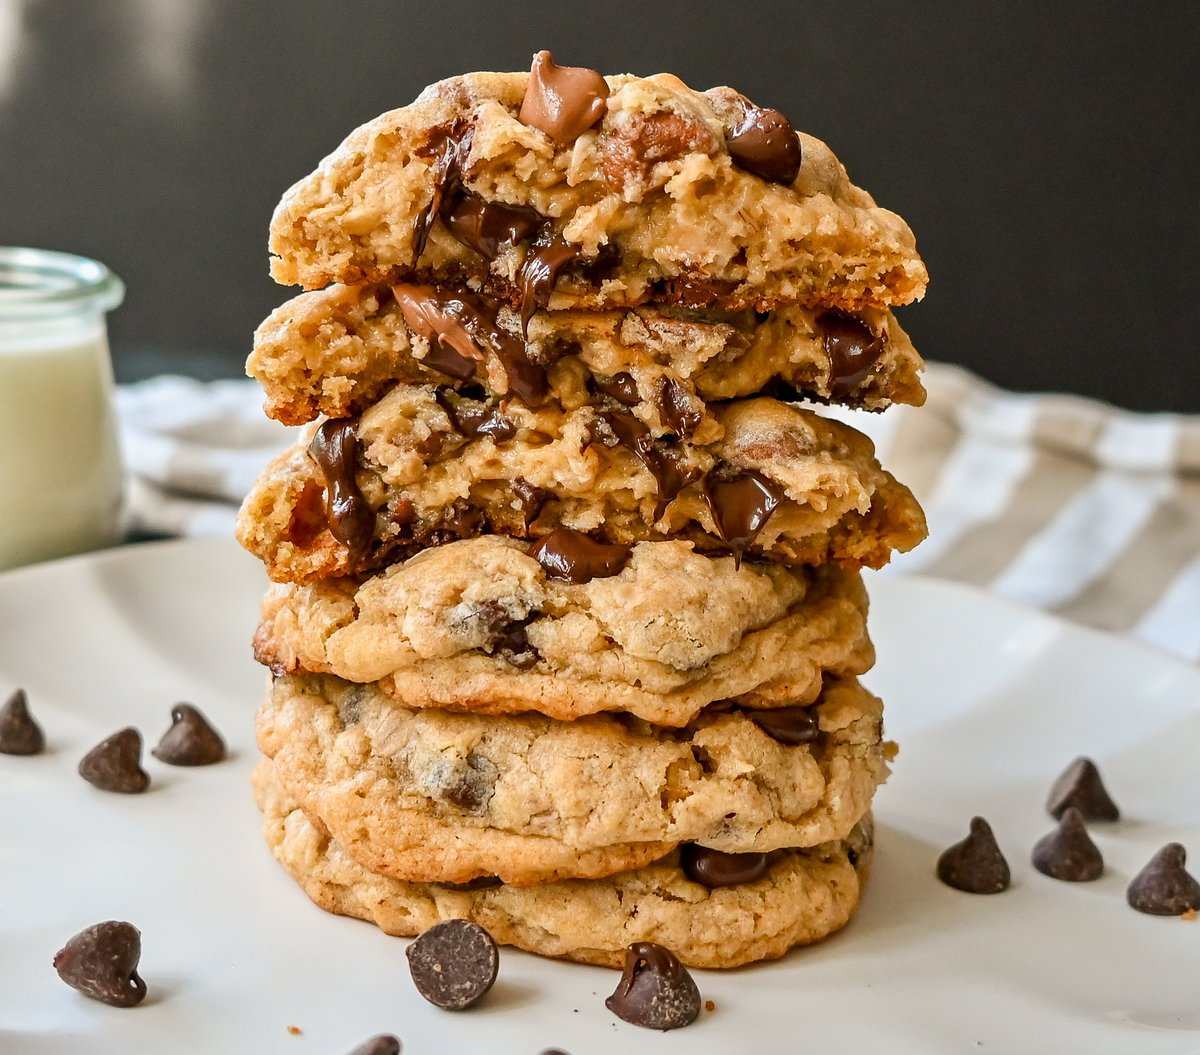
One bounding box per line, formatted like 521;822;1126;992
237;50;929;989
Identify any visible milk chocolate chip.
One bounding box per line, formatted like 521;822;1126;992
78;728;150;794
680;845;769;887
519;51;608;145
345;1036;401;1055
152;703;226;766
936;817;1011;894
747;705;819;746
53;921;147;1008
1045;756;1120;822
406;919;499;1010
1127;843;1200;916
726;106;802;184
605;942;701;1031
820;312;887;397
0;688;44;755
702;471;785;560
529;528;631;584
1031;807;1104;882
393;283;484;373
308;418;375;565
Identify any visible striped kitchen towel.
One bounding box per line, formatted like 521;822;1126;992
116;367;1200;661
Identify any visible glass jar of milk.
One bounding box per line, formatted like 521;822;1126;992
0;248;125;571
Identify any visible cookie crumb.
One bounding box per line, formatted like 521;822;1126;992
287;1025;302;1035
704;999;716;1012
1182;908;1197;921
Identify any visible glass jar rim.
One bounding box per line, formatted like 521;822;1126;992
0;247;125;321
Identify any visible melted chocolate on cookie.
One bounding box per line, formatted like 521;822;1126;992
529;528;631;584
308;419;375;564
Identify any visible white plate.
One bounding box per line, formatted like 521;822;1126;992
1;539;1198;1054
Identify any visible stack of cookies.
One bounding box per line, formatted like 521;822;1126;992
238;54;928;970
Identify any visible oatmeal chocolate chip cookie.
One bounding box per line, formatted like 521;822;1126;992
255;672;888;886
268;66;927;314
235;389;926;583
247;282;924;427
252;537;874;726
254;762;872;969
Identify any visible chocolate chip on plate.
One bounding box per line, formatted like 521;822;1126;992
78;727;150;793
1031;807;1104;882
0;688;45;755
406;919;498;1010
1045;756;1120;821
152;703;226;766
53;921;147;1007
936;817;1011;893
1127;843;1200;916
605;942;701;1031
345;1035;401;1055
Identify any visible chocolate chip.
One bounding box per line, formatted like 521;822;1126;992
702;471;786;562
151;703;225;766
411;122;473;266
592;409;698;518
440;753;498;813
519;51;608;145
308;419;375;566
1045;756;1120;822
1031;807;1104;882
344;1034;401;1055
591;371;641;406
604;942;701;1031
819;312;887;397
518;234;582;334
0;688;44;755
405;919;499;1010
435;390;516;444
53;921;147;1007
680;845;769;887
491;618;539;668
655;377;701;439
654;275;739;309
510;477;548;531
726;106;802;184
78;728;150;794
936;817;1011;894
529;528;631;584
441;188;542;261
1127;843;1200;916
747;705;819;745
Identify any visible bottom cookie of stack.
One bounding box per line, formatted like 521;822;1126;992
253;762;874;970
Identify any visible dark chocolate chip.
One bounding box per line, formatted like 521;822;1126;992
78;728;150;794
726;106;802;184
440;752;498;813
591;371;641;407
679;845;769;887
435;390;516;444
411;122;473;267
53;921;147;1008
518;234;582;334
655;377;702;439
529;528;631;584
936;817;1011;894
1031;807;1104;882
441;188;542;261
151;703;225;766
405;919;499;1010
702;471;785;562
1045;756;1120;821
519;51;608;145
1127;843;1200;916
345;1034;401;1055
511;477;548;531
491;618;539;668
604;942;701;1031
308;419;375;565
747;705;819;746
592;409;698;518
819;312;887;397
0;688;45;755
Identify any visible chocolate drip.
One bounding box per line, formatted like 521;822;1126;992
412;122;474;266
820;312;887;397
529;528;631;584
592;371;641;406
435;390;517;444
441;189;543;261
655;377;701;438
518;234;583;335
519;50;608;145
747;705;820;746
680;845;770;887
308;419;375;563
702;471;786;561
726;106;802;184
594;409;698;519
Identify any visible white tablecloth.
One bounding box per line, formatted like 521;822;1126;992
116;366;1200;663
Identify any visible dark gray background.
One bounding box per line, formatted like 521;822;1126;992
2;1;1197;410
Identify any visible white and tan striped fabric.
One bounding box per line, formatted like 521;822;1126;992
116;367;1200;662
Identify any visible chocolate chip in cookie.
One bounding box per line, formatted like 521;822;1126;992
1045;756;1120;822
345;1035;401;1055
937;817;1011;894
53;921;147;1007
1031;807;1104;882
529;528;631;584
152;703;226;766
680;845;769;887
1127;843;1200;916
725;105;802;184
746;704;819;745
406;919;498;1010
605;942;701;1031
0;688;45;755
78;728;150;793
